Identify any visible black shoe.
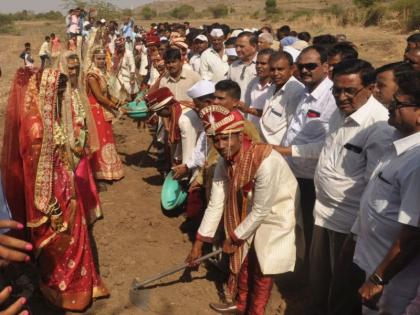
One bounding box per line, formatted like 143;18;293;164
209;302;238;314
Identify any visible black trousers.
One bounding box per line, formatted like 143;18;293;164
328;236;365;315
309;225;348;315
297;178;316;262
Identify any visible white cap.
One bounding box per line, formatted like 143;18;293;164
83;21;90;27
226;48;237;57
210;28;224;38
230;29;243;37
187;80;215;99
194;34;208;42
160;36;168;41
283;46;300;62
100;18;106;23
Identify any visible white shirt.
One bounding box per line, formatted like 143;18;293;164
185;131;207;170
244;78;271;129
198;150;302;275
260;76;305;145
39;41;50;57
282;77;337;179
228;55;257;101
314;96;394;233
175;108;203;164
199;47;229;83
352;131;420;315
189;54;201;73
160;67;201;101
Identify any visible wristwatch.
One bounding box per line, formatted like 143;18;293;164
369;273;388;286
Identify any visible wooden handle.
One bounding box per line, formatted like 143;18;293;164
133;248;223;289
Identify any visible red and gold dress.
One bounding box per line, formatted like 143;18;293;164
86;66;124;181
3;68;108;311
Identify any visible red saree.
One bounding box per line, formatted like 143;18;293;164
4;69;108;311
86;67;124;181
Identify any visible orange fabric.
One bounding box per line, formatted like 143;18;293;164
168;102;182;144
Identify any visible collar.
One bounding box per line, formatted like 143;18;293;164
309;76;333;101
393;131;420;156
237;54;257;66
257;79;271;90
346;95;379;125
167;68;187;82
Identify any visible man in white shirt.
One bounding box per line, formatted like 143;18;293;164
39;36;51;68
228;31;258;101
238;48;275;130
309;59;395;315
186;105;302;315
189;35;209;73
259;51;305;145
274;45;337;262
172;80;216;180
145;87;202;167
160;48;201;101
199;28;229;82
352;70;420;315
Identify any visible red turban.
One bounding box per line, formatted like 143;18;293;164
199;105;244;136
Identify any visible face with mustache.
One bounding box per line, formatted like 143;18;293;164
332;73;372;116
297;49;329;91
212;132;242;161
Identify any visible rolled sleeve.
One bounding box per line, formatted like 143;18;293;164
398;166;420;227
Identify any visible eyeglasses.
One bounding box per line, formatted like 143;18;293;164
332;86;365;98
389;96;418;110
297;63;320;71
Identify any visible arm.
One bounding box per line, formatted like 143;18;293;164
233;153;280;241
196;160;228;242
359;225;420;302
179;113;200;165
87;76;117;110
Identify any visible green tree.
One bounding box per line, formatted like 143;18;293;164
140;6;157;20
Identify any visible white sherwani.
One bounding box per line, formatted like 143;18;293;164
198;150;303;275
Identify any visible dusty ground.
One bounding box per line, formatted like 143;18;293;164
0;18;408;315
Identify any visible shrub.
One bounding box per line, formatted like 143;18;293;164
140;6;157;20
170;5;195;19
0;14;19;34
393;0;420;31
364;5;387;26
353;0;377;8
265;0;279;15
208;4;229;18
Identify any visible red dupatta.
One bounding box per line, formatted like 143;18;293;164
168;102;182;144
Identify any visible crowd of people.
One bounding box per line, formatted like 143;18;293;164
1;6;420;315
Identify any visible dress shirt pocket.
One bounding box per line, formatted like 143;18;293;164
370;170;398;216
341;143;366;176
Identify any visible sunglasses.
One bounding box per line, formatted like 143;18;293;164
332;86;364;98
390;96;418;110
297;63;320;71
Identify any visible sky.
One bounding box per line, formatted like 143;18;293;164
0;0;152;13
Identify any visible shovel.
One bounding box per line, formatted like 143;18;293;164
129;248;223;310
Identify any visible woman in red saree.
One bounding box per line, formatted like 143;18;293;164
2;64;108;310
86;46;124;184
